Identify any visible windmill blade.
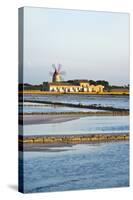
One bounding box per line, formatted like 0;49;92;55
60;71;66;75
60;76;64;81
52;64;56;70
49;72;53;76
57;64;62;72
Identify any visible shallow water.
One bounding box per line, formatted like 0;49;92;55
23;116;129;136
24;94;129;109
20;94;129;193
22;141;129;193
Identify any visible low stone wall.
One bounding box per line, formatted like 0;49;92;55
19;134;129;145
22;111;129;116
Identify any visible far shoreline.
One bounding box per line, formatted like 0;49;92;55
19;90;129;95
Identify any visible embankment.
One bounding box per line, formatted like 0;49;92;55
22;111;129;116
23;100;129;112
19;133;129;151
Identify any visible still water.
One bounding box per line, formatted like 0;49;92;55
23;116;129;136
22;141;129;193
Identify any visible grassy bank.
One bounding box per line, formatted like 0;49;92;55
19;90;129;95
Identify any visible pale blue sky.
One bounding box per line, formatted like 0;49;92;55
23;7;129;85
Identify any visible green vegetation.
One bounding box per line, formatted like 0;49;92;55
20;83;43;90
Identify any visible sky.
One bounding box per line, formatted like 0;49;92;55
22;7;129;86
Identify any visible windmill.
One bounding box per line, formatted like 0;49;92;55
50;64;66;82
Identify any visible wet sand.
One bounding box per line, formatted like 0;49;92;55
21;114;81;125
21;143;73;152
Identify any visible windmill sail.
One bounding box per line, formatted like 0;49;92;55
50;64;66;82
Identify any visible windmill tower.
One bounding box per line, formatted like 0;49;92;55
51;64;65;82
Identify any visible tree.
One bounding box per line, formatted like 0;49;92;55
89;80;96;85
95;80;109;88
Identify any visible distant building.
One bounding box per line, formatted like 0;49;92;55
42;65;104;93
42;81;104;93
